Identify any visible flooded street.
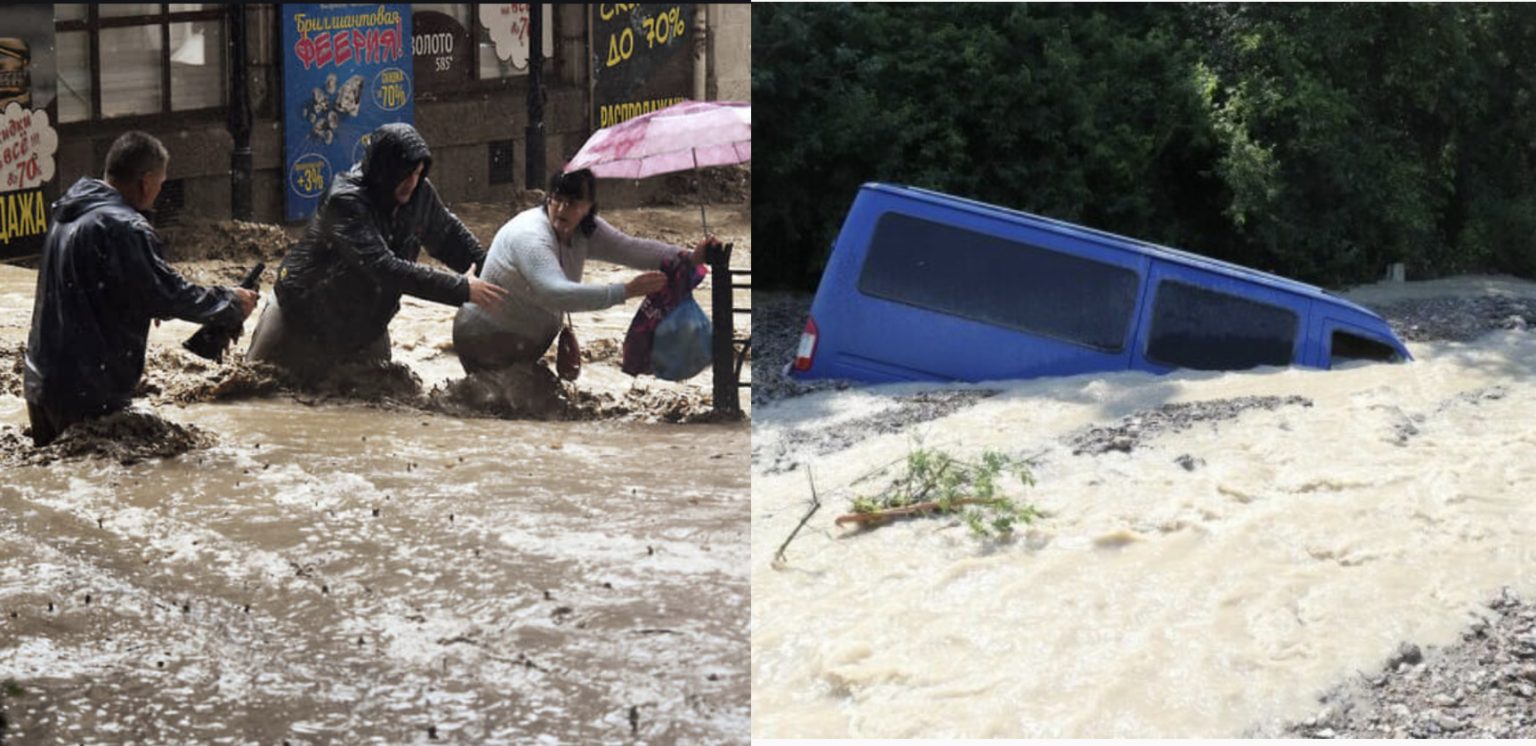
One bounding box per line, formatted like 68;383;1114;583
751;277;1536;738
0;202;750;743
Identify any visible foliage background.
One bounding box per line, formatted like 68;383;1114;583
753;4;1536;290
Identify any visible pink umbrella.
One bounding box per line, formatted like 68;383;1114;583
566;100;751;232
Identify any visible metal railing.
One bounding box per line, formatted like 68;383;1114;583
708;242;749;416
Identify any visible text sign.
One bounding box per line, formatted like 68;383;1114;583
282;4;414;222
592;4;695;129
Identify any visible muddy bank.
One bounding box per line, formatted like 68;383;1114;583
158;219;297;264
0;409;213;467
1;341;20;399
1283;589;1536;739
649;164;751;207
2;331;724;476
1369;295;1536;343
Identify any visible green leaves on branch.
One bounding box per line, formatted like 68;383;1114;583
837;445;1039;539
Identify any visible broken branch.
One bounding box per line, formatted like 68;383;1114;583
834;497;1002;526
772;467;821;567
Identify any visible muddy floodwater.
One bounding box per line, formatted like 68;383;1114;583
751;277;1536;738
0;201;750;743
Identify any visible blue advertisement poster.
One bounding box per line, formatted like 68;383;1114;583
282;4;413;221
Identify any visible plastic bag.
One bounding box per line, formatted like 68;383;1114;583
651;294;713;381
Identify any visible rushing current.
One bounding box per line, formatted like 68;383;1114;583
0;236;751;744
751;276;1536;738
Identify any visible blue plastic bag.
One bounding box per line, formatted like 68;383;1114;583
651;294;713;381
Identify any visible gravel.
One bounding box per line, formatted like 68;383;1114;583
750;292;852;409
1283;589;1536;739
1064;395;1313;456
1368;296;1536;342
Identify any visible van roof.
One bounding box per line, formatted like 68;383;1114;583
869;183;1387;320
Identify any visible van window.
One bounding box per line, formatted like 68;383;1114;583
858;212;1140;351
1331;330;1400;364
1146;280;1297;370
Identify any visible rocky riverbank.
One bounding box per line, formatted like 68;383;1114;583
1282;589;1536;739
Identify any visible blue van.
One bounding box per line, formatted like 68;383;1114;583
791;183;1411;383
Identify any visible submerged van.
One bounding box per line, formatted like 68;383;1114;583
791;183;1411;384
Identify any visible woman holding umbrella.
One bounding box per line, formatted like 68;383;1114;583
452;168;715;374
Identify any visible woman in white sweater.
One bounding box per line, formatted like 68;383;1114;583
453;169;711;373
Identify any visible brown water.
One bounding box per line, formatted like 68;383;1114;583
0;261;750;743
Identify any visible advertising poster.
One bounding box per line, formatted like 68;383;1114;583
282;4;413;222
592;3;695;129
411;8;472;92
477;4;554;73
0;4;60;261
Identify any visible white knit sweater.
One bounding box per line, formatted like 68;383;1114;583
455;206;681;344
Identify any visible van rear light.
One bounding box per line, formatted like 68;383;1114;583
793;316;819;372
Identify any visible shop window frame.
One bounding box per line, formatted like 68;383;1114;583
55;4;227;130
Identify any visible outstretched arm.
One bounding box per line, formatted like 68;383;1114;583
509;230;628;312
118;225;245;327
329;194;473;307
586;217;687;270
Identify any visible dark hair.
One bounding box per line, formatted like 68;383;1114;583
545;169;599;236
104;131;169;185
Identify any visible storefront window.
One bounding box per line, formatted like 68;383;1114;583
100;26;164;118
407;4;554;94
55;5;227;122
55;4;88;23
57;30;92;122
170;20;223;110
101;4;162;18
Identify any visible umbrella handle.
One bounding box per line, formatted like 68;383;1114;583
693;149;709;236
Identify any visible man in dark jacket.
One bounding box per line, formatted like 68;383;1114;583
247;122;506;379
23;131;259;447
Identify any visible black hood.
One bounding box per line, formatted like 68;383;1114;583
52;177;125;225
361;123;432;207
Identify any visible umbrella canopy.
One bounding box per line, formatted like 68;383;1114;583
566;100;751;180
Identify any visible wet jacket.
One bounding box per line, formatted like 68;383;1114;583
274;123;485;352
24;177;242;418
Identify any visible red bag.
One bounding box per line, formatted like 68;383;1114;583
557;314;580;381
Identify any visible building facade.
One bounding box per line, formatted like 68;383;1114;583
35;3;748;236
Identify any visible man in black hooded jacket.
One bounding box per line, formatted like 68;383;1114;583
248;122;507;378
24;131;259;447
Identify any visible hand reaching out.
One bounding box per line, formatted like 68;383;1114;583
625;271;667;298
465;263;509;312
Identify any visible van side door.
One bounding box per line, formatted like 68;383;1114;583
1133;262;1307;374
